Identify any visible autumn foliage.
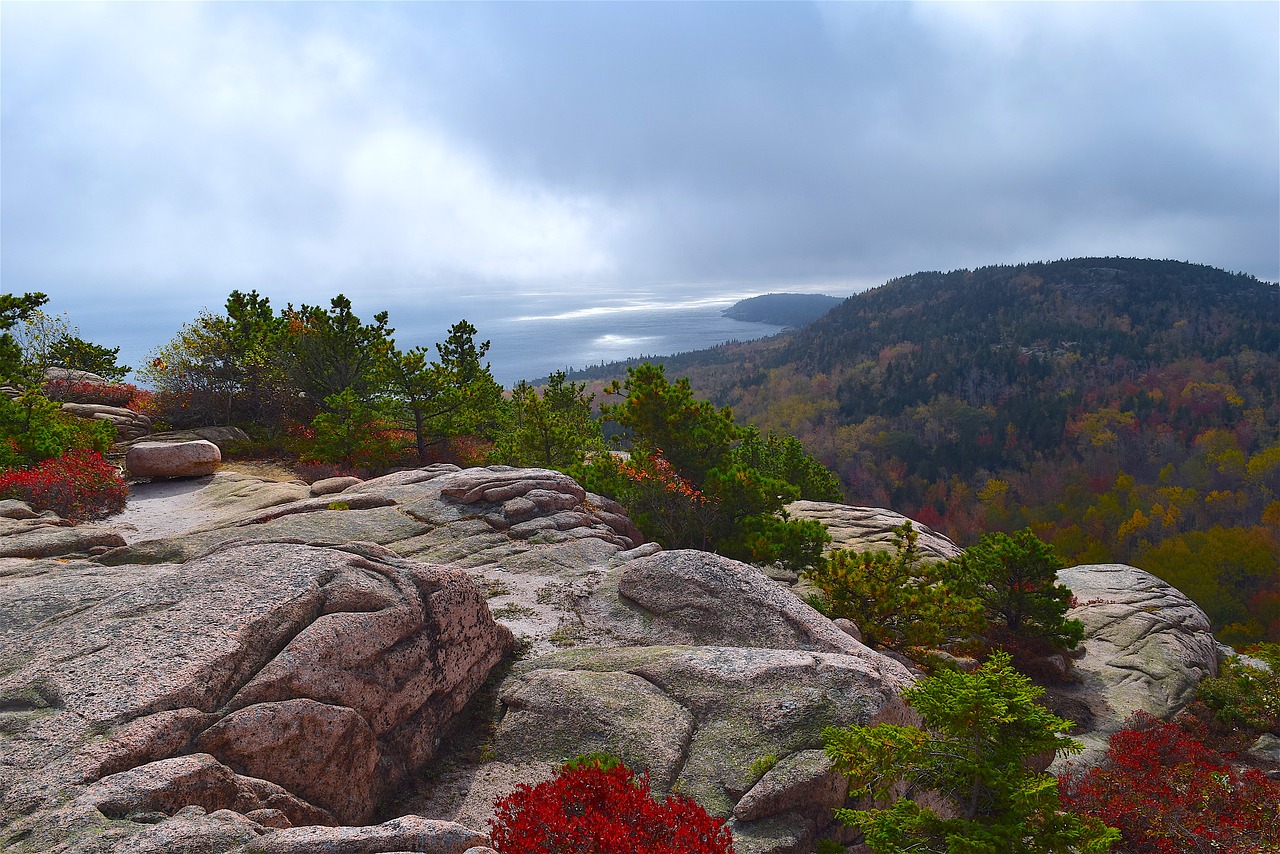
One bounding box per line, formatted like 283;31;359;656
591;260;1280;642
0;449;127;520
489;759;735;854
1058;712;1280;853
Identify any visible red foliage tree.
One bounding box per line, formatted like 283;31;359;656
1059;712;1280;853
489;760;735;854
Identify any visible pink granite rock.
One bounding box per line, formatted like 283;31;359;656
126;439;221;478
196;699;378;824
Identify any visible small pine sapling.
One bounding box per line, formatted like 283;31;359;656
824;652;1119;853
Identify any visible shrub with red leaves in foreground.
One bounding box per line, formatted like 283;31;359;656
1058;711;1280;853
0;449;127;520
489;758;735;854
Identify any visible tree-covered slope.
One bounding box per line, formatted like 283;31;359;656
604;259;1280;643
721;293;843;327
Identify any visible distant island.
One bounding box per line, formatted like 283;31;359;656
721;292;843;327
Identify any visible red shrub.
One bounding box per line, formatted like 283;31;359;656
1059;711;1280;853
489;761;735;854
0;450;128;520
42;379;146;409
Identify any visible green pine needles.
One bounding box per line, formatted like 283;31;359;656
823;652;1119;854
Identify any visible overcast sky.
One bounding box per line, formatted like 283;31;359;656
2;1;1277;366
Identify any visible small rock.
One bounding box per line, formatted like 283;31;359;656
1250;733;1280;765
833;618;862;642
127;440;221;478
245;808;293;829
0;499;39;520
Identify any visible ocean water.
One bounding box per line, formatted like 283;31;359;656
485;300;783;385
390;290;786;386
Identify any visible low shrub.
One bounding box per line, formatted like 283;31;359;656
1059;711;1280;853
489;757;735;854
0;392;114;469
0;449;127;520
1195;643;1280;735
42;379;147;408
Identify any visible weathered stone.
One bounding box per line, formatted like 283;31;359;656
309;476;363;497
43;366;109;385
734;750;847;823
1;464;951;853
135;426;251;449
60;401;151;441
496;668;694;789
0;499;40;520
232;492;398;524
195;700;378;824
127;440;221;478
77;753;334;827
617;549;873;655
1047;563;1219;771
0;525;126;558
0;541;512;839
785;500;963;561
1250;733;1280;765
504;646;915;819
833;618;862;642
244;815;487;854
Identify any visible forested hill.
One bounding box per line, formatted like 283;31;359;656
721;292;843;327
788;258;1277;375
616;258;1280;644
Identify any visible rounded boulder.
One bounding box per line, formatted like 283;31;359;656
126;440;221;479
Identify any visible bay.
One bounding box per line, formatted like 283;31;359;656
390;290;786;387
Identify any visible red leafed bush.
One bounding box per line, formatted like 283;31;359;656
0;450;127;520
489;760;735;854
42;379;146;409
1058;711;1280;853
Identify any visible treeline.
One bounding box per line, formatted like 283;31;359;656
139;292;844;570
615;259;1280;644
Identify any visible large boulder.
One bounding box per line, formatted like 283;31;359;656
786;500;962;561
0;540;513;847
421;645;914;853
126;440;221;479
615;549;873;655
1047;563;1220;771
43;366;109;386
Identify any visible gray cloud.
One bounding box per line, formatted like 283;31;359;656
2;1;1276;361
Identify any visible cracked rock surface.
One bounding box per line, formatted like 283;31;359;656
1046;563;1219;771
2;464;1210;854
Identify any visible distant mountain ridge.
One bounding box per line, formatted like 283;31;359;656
785;258;1277;375
575;258;1280;643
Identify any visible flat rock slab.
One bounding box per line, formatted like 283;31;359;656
0;524;125;558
